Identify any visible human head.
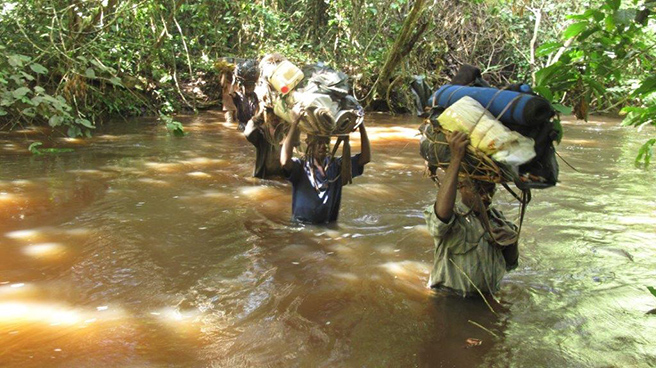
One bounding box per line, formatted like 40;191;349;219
243;81;255;94
458;179;496;212
306;135;331;162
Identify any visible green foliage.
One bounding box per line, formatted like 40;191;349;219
633;139;655;166
532;0;655;164
28;141;74;155
160;115;185;137
649;286;656;299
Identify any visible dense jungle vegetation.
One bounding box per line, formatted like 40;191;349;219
0;0;654;162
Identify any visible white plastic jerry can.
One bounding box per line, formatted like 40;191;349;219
269;60;304;95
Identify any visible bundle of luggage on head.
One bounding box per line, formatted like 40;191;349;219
215;57;259;83
420;65;560;190
254;54;364;138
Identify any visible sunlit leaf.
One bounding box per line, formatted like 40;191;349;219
563;22;588;40
604;15;615;31
535;42;562;58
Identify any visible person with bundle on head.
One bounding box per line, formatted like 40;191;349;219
425;131;520;296
232;59;259;132
280;117;370;225
243;107;286;179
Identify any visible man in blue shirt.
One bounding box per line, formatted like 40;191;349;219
280;119;371;224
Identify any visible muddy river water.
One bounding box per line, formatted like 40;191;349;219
0;112;655;367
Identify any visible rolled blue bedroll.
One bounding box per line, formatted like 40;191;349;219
429;84;554;128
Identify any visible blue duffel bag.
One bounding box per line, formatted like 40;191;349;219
429;84;555;130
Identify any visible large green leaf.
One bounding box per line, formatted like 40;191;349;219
29;63;48;74
8;54;30;68
532;86;553;101
12;87;30;99
534;63;562;88
535;42;562;58
604;15;615;31
563;22;589;40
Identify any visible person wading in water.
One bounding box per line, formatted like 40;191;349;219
244;107;286;179
425;131;519;296
280;118;371;224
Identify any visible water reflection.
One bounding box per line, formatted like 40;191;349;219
0;114;654;367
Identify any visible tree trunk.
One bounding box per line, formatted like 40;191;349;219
370;0;429;108
311;0;329;44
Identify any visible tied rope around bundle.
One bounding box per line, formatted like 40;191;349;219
420;122;517;184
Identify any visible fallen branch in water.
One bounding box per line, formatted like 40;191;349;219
468;319;499;338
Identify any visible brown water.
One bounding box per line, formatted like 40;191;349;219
0;112;655;367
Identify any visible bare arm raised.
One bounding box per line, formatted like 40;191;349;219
435;131;469;222
280;119;300;171
357;123;371;166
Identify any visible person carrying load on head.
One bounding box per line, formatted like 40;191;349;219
232;59;260;132
280;112;371;225
424;131;520;296
243;107;286;179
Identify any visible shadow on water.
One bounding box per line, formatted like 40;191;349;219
0;113;655;367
